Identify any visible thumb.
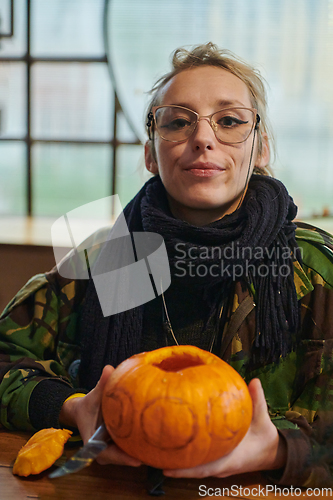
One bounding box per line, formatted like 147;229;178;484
86;365;115;427
94;364;115;399
99;364;114;388
247;378;268;421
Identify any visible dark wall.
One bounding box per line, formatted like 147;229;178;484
0;244;57;313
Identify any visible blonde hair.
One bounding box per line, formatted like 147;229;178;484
146;43;273;175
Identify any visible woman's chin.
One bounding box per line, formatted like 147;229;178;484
167;196;241;225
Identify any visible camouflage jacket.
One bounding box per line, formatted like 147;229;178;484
1;223;333;487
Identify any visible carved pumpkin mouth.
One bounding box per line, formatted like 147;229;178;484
153;353;205;372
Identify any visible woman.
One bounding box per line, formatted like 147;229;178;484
1;43;333;486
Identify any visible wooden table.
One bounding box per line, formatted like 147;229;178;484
0;429;331;500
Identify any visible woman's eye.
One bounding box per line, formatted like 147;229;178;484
218;116;248;127
162;118;191;130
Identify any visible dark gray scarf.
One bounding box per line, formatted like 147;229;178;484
79;174;300;390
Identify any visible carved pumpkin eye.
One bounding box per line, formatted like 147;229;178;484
102;345;252;470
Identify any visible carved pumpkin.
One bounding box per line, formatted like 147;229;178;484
102;345;252;469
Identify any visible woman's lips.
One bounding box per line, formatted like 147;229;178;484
184;162;226;177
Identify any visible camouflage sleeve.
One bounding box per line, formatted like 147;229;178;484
250;226;333;487
277;227;333;487
0;269;87;431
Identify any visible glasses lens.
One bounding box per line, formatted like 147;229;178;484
212;108;255;143
154;106;197;142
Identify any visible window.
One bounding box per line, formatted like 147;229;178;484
0;0;147;218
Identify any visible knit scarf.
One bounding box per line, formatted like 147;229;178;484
79;174;301;390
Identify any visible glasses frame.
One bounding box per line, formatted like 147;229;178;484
147;105;260;145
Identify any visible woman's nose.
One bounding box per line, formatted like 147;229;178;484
191;118;216;151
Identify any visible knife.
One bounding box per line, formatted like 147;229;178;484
49;423;110;478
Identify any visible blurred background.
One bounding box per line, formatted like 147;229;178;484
0;0;332;308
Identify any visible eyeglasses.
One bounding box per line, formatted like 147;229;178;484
147;105;260;145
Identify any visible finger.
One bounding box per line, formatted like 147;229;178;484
247;378;268;419
96;443;142;467
164;466;218;479
96;365;115;393
79;366;115;441
86;365;114;409
164;458;226;479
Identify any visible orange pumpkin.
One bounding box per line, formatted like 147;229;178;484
102;345;252;469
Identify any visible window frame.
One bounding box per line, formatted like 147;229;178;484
0;0;141;216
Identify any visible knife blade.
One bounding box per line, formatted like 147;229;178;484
49;423;110;478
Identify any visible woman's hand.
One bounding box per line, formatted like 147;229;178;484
59;365;142;467
163;378;287;479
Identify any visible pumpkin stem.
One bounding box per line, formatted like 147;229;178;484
153;354;205;372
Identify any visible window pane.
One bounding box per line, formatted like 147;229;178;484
115;145;150;208
0;0;11;33
0;63;26;138
0;0;26;57
117;111;138;143
0;142;26;215
31;0;105;57
33;144;112;217
31;63;113;140
274;134;333;218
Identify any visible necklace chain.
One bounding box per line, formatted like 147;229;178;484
161;289;223;354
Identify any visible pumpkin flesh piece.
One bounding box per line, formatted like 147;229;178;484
12;428;72;477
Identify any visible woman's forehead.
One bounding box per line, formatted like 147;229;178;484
158;66;253;109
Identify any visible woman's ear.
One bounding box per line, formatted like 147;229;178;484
145;141;159;175
255;132;270;169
